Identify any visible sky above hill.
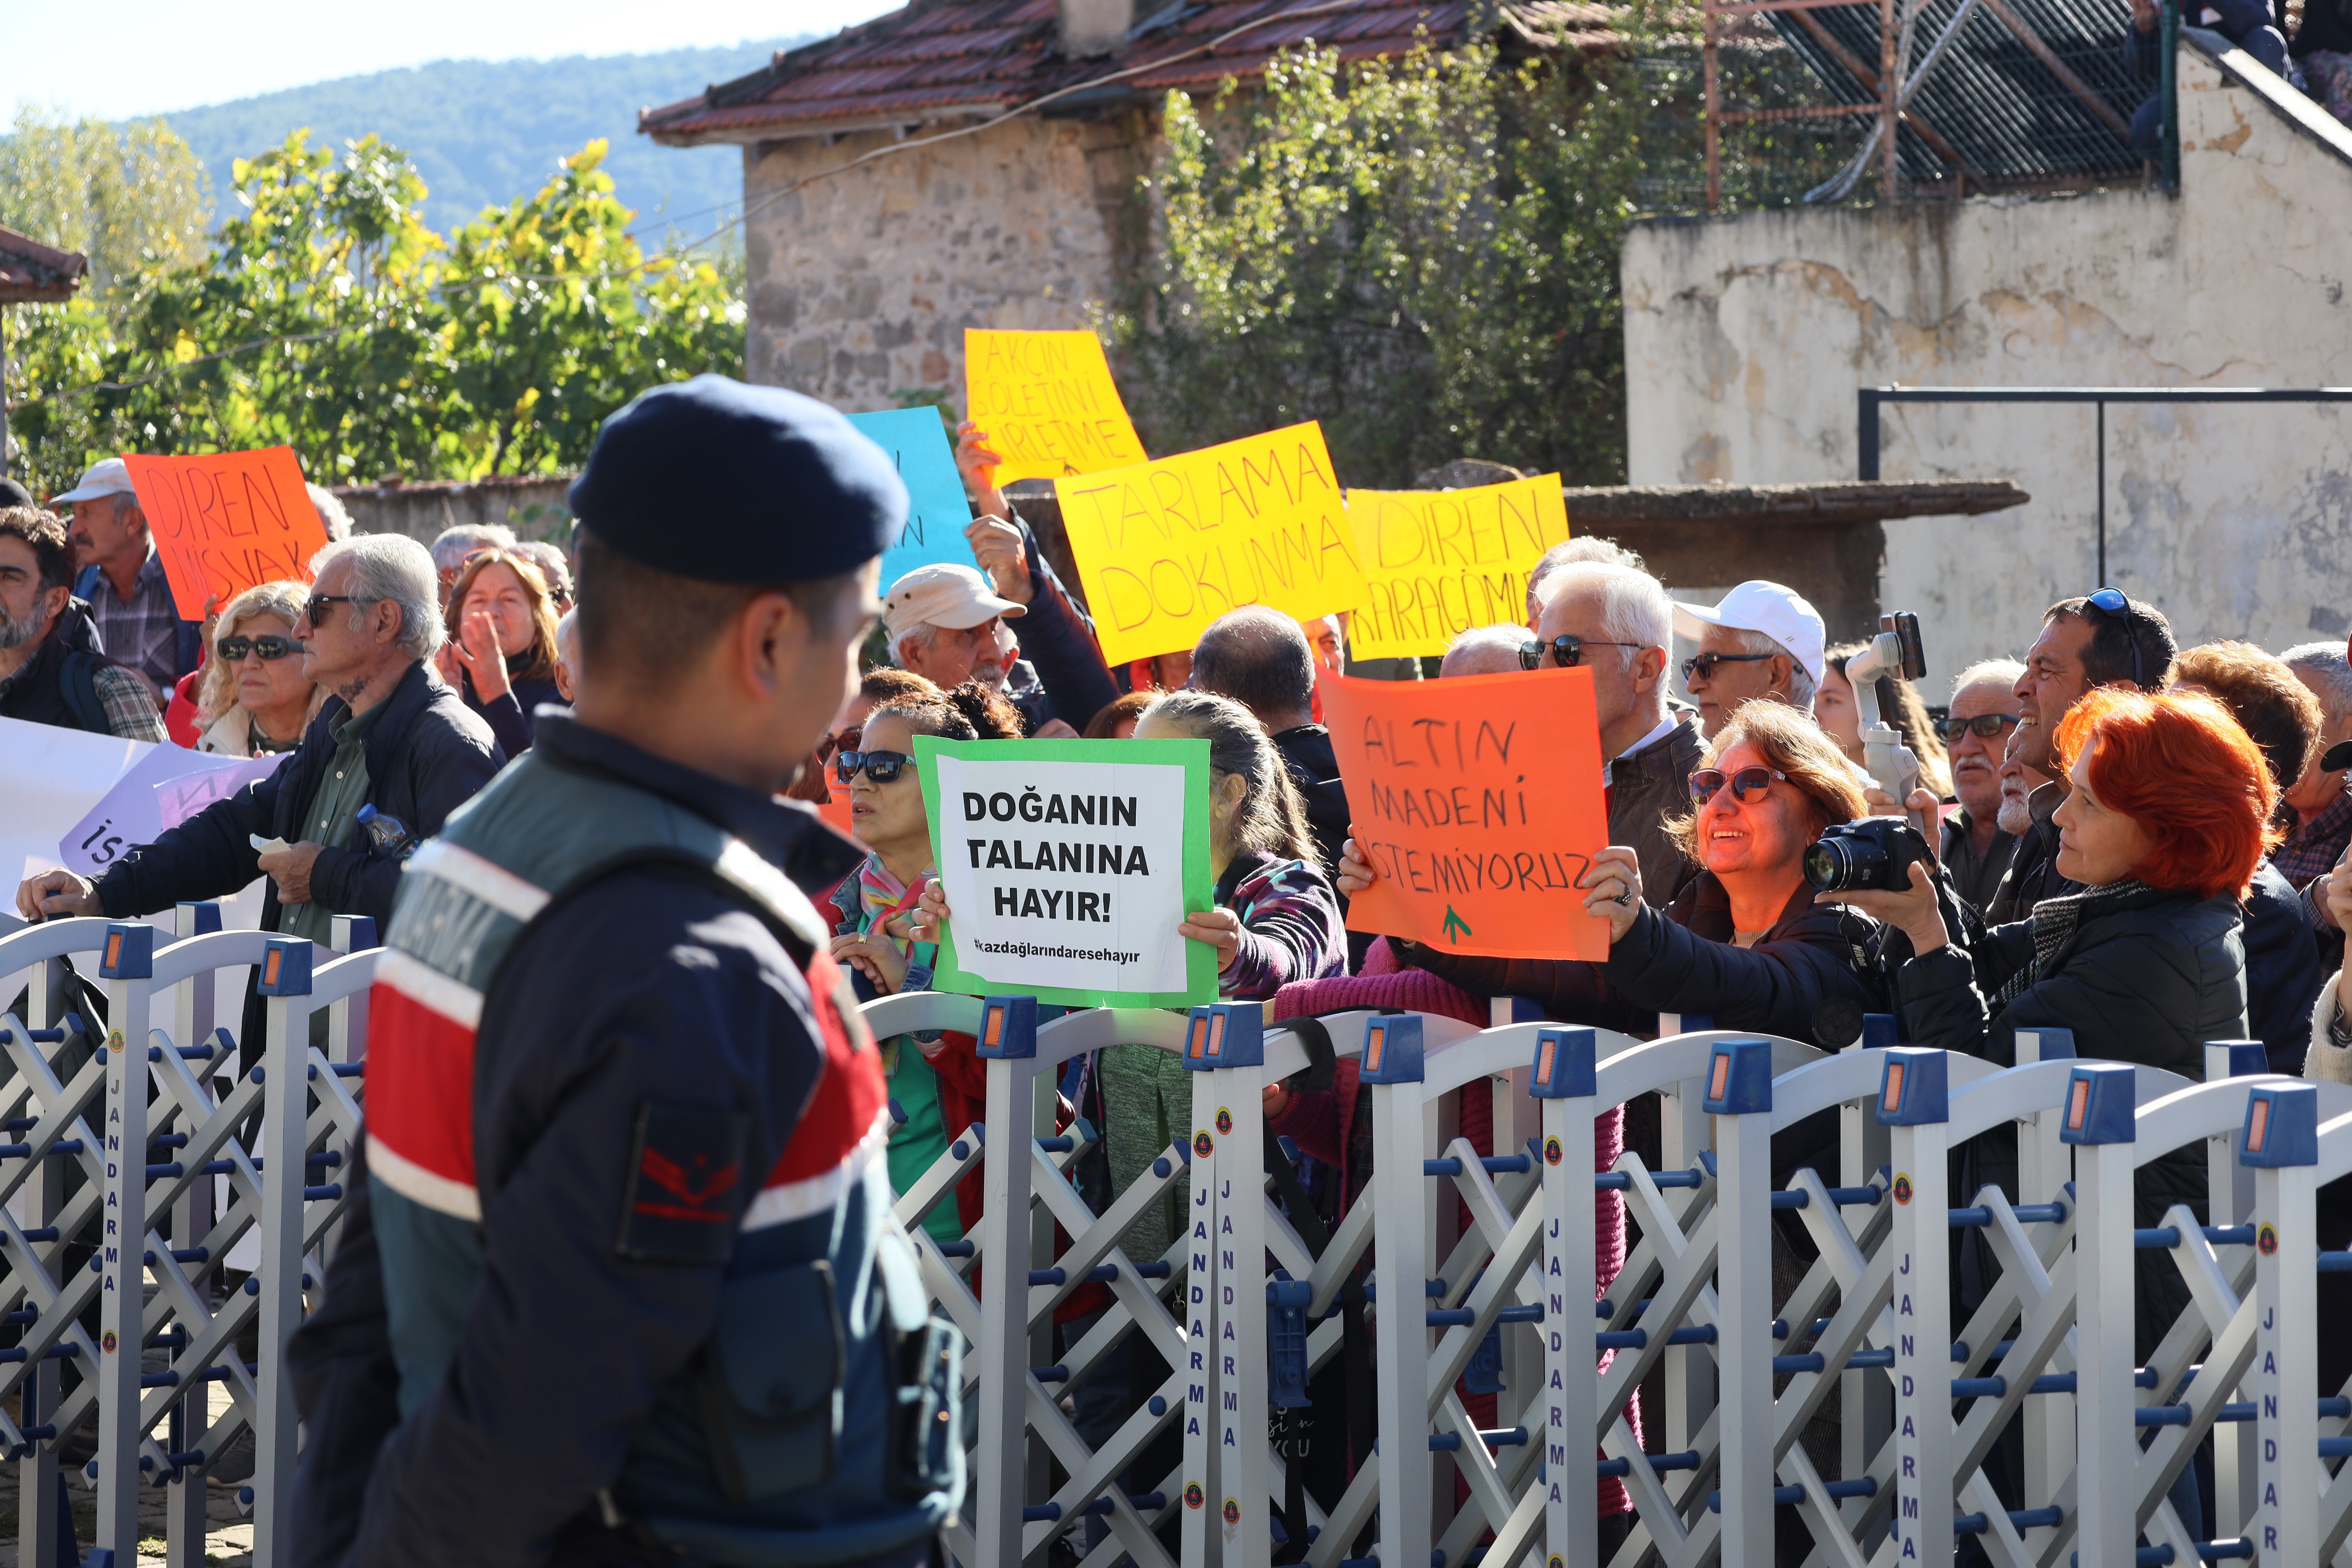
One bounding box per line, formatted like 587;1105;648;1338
2;0;901;121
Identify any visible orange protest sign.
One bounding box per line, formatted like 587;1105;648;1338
964;329;1147;484
121;448;328;620
1343;475;1571;659
1321;666;1610;961
1054;421;1368;667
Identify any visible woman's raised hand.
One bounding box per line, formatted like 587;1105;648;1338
1576;846;1647;943
451;604;511;701
1336;831;1377;898
1819;860;1949;955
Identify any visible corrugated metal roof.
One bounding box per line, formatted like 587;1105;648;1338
1765;0;2146;187
642;0;1582;143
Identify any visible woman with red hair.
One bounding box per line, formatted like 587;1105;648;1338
1833;687;2275;1382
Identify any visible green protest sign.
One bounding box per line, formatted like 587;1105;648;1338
914;735;1217;1008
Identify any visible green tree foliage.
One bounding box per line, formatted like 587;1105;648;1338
0;108;212;290
6;130;743;496
1113;39;1642;488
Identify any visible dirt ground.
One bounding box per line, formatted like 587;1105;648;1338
0;1381;254;1567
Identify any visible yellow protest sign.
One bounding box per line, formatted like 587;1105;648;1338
1342;475;1571;659
1054;422;1368;667
964;329;1146;483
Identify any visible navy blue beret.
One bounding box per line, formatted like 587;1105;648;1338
568;374;906;584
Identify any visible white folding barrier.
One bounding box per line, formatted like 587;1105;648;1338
14;908;2349;1568
0;908;371;1568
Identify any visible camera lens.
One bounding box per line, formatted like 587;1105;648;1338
1803;835;1888;892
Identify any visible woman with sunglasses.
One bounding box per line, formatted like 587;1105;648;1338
1340;699;1889;1049
192;580;324;757
439;548;565;756
826;682;1022;1245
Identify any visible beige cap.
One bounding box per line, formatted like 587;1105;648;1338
882;563;1026;638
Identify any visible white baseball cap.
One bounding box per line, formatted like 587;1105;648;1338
882;563;1026;639
50;457;138;505
1672;581;1827;683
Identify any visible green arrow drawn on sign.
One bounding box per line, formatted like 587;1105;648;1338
1442;905;1472;944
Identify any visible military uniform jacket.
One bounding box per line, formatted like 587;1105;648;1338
289;715;958;1568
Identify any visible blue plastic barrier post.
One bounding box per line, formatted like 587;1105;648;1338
1879;1047;1953;1566
1706;1040;1776;1565
253;935;315;1567
2242;1082;2318;1567
1532;1027;1598;1568
2064;1063;2140;1565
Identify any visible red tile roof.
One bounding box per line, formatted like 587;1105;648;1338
0;225;87;306
640;0;1562;145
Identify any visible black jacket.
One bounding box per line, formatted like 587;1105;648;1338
1001;509;1119;733
2244;860;2324;1073
458;667;565;759
1402;872;1888;1046
93;659;503;932
1608;719;1703;910
1984;781;2070;925
1896;883;2248;1358
1271;724;1349;881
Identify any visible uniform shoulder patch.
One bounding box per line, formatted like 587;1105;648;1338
617;1101;753;1264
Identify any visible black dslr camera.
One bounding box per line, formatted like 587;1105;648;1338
1803;816;1931;894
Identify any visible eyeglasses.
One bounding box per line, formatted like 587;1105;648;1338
2080;587;2147;687
1518;634;1644;671
1689;765;1788;806
216;635;302;663
1680;651;1774;684
815;724;862;765
834;748;913;785
1935;712;2022;742
303;593;376;627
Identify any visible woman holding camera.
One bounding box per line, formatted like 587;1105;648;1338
1339;699;1890;1045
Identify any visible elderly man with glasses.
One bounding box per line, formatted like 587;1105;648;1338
1521;560;1703;910
17;537;503;1039
1935;659;2028;912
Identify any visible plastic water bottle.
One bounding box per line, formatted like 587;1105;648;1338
356;804;417;862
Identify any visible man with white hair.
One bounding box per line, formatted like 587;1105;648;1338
54;456;201;700
1439;622;1528;678
1524;534;1646;627
430;522;518;608
18;534;503;966
1673;580;1825;739
1937;658;2027;911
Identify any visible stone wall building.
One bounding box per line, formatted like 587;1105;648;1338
640;0;1608;414
1619;32;2352;685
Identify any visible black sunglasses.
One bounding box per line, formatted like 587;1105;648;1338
1689;765;1788;806
835;749;913;785
1935;712;2021;742
2079;588;2146;687
1680;651;1774;683
216;635;302;663
1519;634;1644;671
303;593;375;627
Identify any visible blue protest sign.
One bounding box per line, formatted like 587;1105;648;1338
846;407;979;588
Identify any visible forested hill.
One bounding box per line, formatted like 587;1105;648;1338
156;38;809;238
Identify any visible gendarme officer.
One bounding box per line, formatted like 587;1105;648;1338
289;376;962;1567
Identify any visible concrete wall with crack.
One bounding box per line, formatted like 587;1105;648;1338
1620;35;2352;686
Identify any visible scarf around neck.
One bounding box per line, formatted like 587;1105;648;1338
2000;876;2161;1003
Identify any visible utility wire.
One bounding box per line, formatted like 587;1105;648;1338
21;0;1366;409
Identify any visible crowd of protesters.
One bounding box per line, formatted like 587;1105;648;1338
9;403;2352;1566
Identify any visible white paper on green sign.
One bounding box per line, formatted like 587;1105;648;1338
931;751;1191;997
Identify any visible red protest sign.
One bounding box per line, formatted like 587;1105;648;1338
121;448;328;620
1321;667;1611;961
